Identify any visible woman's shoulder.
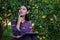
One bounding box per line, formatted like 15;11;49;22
11;19;17;22
26;21;31;24
11;19;17;24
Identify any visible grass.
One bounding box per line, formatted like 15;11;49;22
1;25;12;40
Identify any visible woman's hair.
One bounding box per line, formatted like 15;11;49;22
25;14;29;21
18;5;30;21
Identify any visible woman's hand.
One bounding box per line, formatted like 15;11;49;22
11;35;16;38
15;36;22;38
18;15;23;22
11;35;22;38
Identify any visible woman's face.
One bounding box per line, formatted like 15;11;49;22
19;6;28;16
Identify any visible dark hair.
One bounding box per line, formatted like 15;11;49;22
25;14;29;21
18;5;30;21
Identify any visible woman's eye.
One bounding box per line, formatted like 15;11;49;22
23;8;25;10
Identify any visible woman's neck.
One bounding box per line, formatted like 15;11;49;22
22;16;26;23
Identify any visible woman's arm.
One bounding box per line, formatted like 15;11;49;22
27;21;33;32
11;20;17;34
16;15;24;31
11;20;21;38
16;19;21;31
23;21;33;33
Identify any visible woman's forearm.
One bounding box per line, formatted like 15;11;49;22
16;20;21;30
16;16;23;30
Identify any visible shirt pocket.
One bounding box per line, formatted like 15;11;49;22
21;26;26;30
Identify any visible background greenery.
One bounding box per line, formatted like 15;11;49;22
0;0;60;40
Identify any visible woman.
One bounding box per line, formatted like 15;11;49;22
11;5;33;40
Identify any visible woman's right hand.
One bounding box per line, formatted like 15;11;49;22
18;15;23;22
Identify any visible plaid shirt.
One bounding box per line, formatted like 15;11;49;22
11;19;33;36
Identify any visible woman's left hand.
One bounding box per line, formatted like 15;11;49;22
11;35;16;38
11;35;22;38
16;35;22;38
